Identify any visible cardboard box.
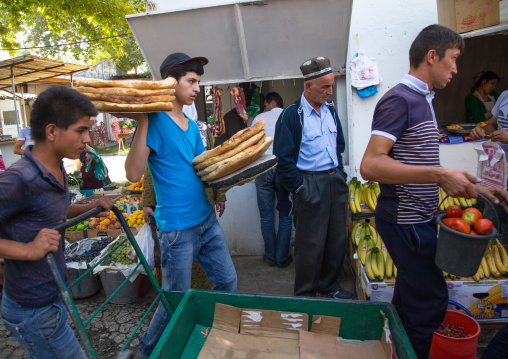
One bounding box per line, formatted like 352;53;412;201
437;0;500;34
114;202;140;215
87;229;122;238
78;194;121;205
64;230;86;243
356;260;508;321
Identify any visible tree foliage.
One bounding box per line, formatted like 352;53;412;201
0;0;146;72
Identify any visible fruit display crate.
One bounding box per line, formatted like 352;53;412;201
355;258;508;321
151;290;417;359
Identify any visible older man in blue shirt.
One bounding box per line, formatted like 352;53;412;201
274;56;352;299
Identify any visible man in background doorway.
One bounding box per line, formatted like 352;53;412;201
252;92;293;268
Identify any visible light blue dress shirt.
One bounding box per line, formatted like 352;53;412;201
296;94;338;171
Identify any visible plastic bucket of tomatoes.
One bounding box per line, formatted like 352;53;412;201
435;194;498;277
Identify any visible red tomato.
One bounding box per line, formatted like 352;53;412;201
469;230;479;235
446;205;463;218
461;208;482;226
473;218;494;235
442;218;456;228
451;218;471;234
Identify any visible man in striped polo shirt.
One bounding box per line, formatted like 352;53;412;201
360;25;494;359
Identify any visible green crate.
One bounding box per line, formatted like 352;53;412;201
151;290;416;359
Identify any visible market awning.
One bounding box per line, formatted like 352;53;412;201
0;55;90;91
126;0;353;84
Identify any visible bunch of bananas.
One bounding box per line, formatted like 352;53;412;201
351;221;378;247
473;240;507;281
363;241;398;281
444;239;508;281
348;178;380;213
438;187;477;211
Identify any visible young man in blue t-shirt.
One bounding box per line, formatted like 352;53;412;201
0;86;113;358
124;53;237;358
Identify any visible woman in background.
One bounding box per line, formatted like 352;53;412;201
465;71;500;124
80;144;111;190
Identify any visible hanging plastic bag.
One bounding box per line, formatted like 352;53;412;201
351;38;382;99
132;223;155;269
474;140;508;189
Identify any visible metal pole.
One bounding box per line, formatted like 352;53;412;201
10;66;20;136
20;85;27;128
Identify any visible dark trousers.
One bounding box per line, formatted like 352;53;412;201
293;170;348;296
375;216;448;359
482;323;508;359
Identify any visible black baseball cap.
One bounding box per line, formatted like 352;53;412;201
160;52;208;79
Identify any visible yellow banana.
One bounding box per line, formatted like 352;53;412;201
481;255;490;278
364;185;376;211
495;239;508;270
458;197;468;208
491;242;507;275
376;249;385;280
473;265;482;281
380;241;388;262
369;184;377;211
443;271;448;277
486;247;502;278
385;253;393;278
365;250;376;280
373;182;380;197
479;265;484;280
354;182;362;213
446;196;454;210
471;198;477;205
465;198;473;207
358;235;369;264
366;223;378;246
349;184;357;214
370;248;380;278
438;188;445;211
351;222;362;244
453;197;461;207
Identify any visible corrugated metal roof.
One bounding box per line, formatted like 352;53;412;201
0;55;90;90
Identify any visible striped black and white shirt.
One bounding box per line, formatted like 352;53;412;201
493;91;508;158
372;75;440;224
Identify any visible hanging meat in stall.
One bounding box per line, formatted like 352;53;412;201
230;87;249;122
210;86;226;138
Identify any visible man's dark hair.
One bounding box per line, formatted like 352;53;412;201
30;86;98;142
264;92;283;108
167;60;204;82
409;24;465;69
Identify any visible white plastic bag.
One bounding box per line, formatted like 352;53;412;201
134;223;155;269
474;140;508;189
351;49;382;90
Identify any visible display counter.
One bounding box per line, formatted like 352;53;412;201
439;140;478;175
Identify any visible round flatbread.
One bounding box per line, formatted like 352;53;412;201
192;120;265;165
75;77;177;89
81;92;175;104
194;130;266;170
201;137;273;181
76;86;175;97
92;101;173;112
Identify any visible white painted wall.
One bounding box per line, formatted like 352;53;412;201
346;0;439;178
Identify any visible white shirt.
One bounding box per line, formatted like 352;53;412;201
251;107;283;154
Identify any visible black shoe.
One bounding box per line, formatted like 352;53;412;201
263;255;277;267
277;256;293;268
321;288;354;300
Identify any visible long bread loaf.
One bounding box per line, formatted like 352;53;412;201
82;92;174;104
194;130;266;170
201;137;273;181
92;101;173;112
75;77;177;89
76;86;175;97
192;120;265;165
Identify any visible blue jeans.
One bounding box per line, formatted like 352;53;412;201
1;292;87;359
138;210;237;358
255;169;293;265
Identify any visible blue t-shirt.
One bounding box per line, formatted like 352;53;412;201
0;147;68;307
146;112;212;231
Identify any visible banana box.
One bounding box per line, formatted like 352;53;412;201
356;261;395;303
114;202;140;215
447;277;508;321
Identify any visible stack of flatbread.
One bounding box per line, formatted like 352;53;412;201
193;120;276;187
74;77;177;113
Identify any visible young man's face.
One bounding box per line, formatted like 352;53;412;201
55;115;91;160
431;48;460;89
173;72;201;106
305;73;334;106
